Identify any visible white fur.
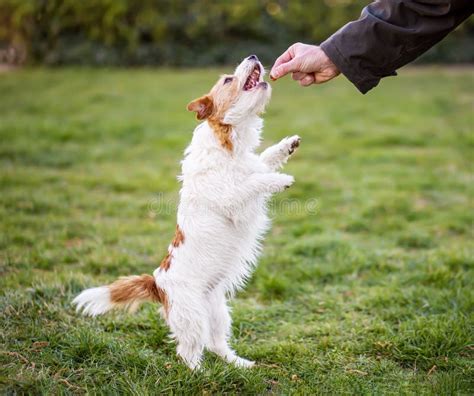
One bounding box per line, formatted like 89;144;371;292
74;56;301;370
73;286;112;317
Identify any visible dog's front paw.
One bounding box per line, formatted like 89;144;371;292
267;173;294;193
281;135;301;155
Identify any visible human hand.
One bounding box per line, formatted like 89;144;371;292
270;43;340;87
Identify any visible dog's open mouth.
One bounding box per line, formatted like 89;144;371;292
244;65;261;91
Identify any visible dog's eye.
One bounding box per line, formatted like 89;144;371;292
223;77;233;84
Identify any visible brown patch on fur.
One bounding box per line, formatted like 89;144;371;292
160;252;172;271
208;118;233;151
172;224;185;247
188;74;239;152
159;225;185;272
109;274;169;314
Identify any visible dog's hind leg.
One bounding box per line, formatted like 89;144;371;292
260;135;301;170
167;292;210;370
206;287;254;368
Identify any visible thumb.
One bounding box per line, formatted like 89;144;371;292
271;58;300;79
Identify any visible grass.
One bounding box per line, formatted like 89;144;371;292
0;65;473;394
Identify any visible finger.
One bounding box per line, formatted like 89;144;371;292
292;72;307;81
270;54;293;80
271;58;300;80
271;43;299;71
314;72;336;84
270;45;298;79
300;75;315;87
272;49;293;70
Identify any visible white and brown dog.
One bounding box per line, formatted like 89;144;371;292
73;55;301;370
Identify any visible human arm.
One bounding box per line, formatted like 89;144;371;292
271;0;473;93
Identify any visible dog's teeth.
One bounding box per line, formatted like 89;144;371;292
244;67;262;90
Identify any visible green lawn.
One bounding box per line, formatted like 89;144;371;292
0;66;473;394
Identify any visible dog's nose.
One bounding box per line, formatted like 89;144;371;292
248;54;258;61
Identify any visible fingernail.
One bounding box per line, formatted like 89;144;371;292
270;74;277;81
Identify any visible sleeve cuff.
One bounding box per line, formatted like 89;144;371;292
320;39;384;94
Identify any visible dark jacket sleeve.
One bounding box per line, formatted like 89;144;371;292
320;0;473;94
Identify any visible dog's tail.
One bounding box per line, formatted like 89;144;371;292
73;274;167;317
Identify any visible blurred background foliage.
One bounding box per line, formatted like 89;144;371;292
0;0;473;66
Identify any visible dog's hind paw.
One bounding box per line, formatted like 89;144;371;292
232;357;255;368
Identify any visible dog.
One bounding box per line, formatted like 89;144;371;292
73;55;301;370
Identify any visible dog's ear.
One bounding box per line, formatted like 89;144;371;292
187;95;213;120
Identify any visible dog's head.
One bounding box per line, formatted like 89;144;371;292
187;55;271;126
